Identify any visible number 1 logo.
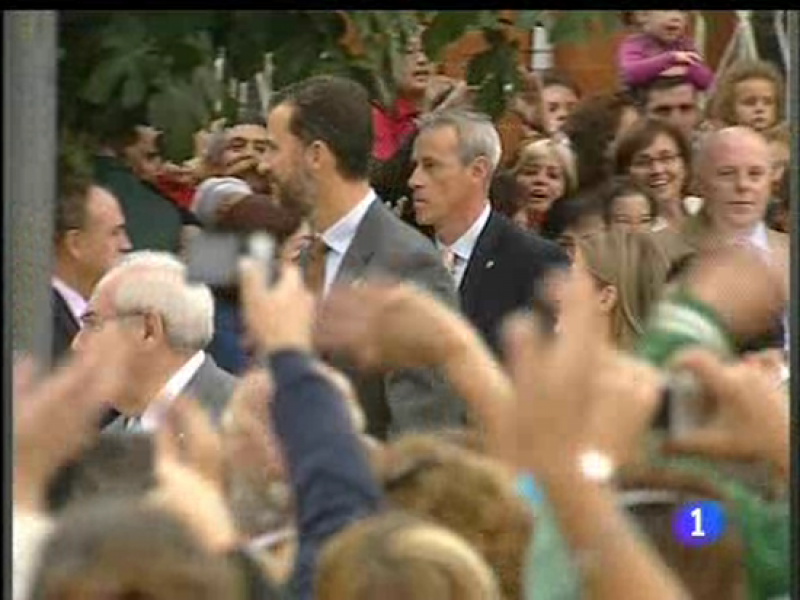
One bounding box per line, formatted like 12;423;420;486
674;501;726;547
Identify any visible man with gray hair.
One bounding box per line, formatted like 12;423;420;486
72;251;236;431
410;109;568;351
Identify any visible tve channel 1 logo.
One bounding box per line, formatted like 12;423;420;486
673;500;727;547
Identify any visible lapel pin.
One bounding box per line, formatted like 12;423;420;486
485;260;495;269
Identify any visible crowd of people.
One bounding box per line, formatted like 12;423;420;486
15;10;791;600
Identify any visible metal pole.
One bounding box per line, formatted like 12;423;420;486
4;11;58;368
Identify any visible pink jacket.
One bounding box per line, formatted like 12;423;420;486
618;33;714;90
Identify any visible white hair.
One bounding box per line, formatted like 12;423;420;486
417;109;503;177
94;251;215;352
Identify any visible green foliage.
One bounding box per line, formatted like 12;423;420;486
422;11;484;60
466;29;522;119
59;10;619;161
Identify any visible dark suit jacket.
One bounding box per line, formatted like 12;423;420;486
267;350;382;600
327;199;465;440
459;211;569;353
104;353;236;432
52;286;81;365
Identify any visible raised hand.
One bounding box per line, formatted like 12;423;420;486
663;348;789;477
316;281;469;371
148;397;238;553
14;328;131;512
240;260;316;355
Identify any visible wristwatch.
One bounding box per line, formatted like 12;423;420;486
579;449;616;484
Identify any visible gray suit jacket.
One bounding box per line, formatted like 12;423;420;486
328;199;465;439
104;353;236;433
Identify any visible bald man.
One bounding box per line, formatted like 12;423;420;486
690;127;788;255
684;126;789;352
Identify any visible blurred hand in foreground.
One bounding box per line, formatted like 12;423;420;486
240;259;316;355
502;267;662;478
14;329;130;512
663;348;789;478
148;397;238;553
316;280;469;370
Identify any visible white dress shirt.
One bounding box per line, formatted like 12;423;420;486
319;189;377;296
52;277;87;323
137;350;206;432
435;203;492;289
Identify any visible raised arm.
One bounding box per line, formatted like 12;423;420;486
503;268;689;600
240;260;382;599
316;281;519;461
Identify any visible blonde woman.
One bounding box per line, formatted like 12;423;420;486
509;137;578;232
570;229;670;350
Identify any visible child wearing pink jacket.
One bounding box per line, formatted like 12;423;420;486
618;11;714;90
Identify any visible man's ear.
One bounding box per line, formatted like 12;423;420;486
598;284;618;314
63;230;85;261
141;312;166;347
305;140;327;171
470;156;492;185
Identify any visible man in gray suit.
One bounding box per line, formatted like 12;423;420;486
262;75;464;439
72;251;236;432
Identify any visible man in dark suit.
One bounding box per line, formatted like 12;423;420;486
410;110;569;352
52;169;131;365
72;251;235;432
262;75;464;439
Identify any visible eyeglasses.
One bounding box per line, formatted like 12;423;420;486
79;311;147;333
630;153;681;170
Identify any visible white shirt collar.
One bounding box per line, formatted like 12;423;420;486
140;350;206;431
321;189;377;257
436;203;492;262
52;277;87;323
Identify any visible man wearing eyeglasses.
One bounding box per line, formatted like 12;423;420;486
72;251;236;433
52;171;131;366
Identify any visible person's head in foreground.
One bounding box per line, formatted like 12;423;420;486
29;499;242;600
316;511;501;600
379;433;532;600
